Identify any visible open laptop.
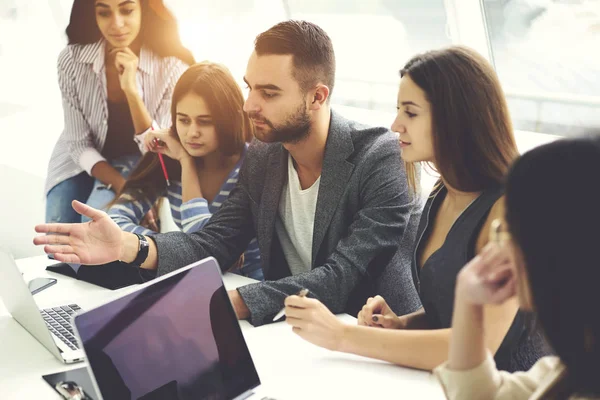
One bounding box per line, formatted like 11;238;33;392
73;257;276;400
0;251;85;363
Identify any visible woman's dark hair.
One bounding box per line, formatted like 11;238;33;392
505;135;600;397
400;46;518;193
66;0;195;65
111;62;253;208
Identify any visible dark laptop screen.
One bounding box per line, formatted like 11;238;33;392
75;259;260;400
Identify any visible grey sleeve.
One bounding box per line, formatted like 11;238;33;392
238;138;412;326
151;167;256;276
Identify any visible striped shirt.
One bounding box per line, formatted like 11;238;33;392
46;40;188;195
107;147;263;279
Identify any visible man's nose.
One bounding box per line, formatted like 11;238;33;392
243;92;260;114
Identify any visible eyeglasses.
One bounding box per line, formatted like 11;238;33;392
490;218;511;245
55;381;88;400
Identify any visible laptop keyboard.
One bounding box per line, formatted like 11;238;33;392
40;304;82;350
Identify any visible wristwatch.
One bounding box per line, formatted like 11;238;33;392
131;233;150;267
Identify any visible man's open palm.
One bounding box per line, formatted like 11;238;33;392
34;200;123;265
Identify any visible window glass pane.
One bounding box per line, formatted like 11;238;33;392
0;0;71;107
482;0;600;136
166;0;287;86
285;0;451;112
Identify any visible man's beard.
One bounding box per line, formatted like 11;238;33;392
250;103;311;144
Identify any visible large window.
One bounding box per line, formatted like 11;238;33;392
4;0;587;181
167;0;287;83
283;0;451;112
482;0;600;136
169;0;451;113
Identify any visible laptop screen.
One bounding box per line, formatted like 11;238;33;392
74;259;260;400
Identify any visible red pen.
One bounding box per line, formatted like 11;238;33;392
151;127;170;186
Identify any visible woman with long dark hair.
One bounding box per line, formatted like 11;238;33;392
107;62;262;280
45;0;194;224
283;46;548;372
436;135;600;399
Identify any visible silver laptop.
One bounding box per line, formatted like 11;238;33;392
73;257;276;400
0;251;85;363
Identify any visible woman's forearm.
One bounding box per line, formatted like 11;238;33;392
338;324;451;371
448;295;486;370
338;299;514;371
125;91;153;135
180;158;203;203
91;161;126;192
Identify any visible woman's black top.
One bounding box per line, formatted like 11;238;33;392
102;100;140;160
412;183;549;372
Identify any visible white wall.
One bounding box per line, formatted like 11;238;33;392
0;164;45;258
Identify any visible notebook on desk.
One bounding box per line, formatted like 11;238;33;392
47;261;156;290
61;256;277;400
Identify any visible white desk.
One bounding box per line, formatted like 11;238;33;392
0;256;445;399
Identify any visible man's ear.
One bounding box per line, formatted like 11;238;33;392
309;85;330;110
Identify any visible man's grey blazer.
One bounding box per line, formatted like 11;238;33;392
152;111;420;326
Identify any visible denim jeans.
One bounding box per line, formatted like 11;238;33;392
240;265;264;281
45;154;140;223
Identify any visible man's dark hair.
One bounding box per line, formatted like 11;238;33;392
254;20;336;99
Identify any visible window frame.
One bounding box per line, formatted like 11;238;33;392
445;0;600;138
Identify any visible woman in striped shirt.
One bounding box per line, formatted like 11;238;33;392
107;62;263;280
45;0;194;224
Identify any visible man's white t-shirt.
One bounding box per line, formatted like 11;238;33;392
274;154;321;275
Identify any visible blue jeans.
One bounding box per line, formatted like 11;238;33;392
46;155;140;223
240;265;264;281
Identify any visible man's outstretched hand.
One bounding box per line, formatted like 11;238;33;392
34;200;125;265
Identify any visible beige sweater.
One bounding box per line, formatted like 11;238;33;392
434;354;597;400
